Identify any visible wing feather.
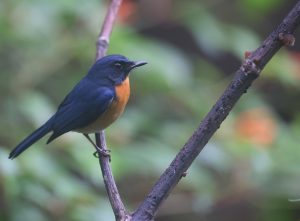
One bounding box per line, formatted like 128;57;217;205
47;79;115;143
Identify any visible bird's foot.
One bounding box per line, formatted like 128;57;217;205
93;146;111;161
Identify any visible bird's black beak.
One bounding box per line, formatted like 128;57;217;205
129;60;147;69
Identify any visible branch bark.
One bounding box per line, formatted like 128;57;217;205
93;0;128;220
132;1;300;220
95;0;123;60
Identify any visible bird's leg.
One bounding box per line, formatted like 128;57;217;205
83;134;111;159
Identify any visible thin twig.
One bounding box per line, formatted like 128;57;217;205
94;0;128;220
95;131;129;220
132;1;300;220
95;0;123;60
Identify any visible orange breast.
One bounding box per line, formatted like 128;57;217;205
76;77;130;133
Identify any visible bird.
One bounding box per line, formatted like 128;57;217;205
9;54;147;159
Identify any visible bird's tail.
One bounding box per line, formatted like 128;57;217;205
9;120;52;159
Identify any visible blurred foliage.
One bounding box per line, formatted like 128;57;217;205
1;0;300;220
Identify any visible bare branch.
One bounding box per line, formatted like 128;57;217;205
132;1;300;220
94;0;128;220
95;0;123;60
95;131;129;220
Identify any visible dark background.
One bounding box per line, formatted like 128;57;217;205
1;0;300;220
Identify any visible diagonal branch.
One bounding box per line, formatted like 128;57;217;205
132;1;300;220
93;0;128;220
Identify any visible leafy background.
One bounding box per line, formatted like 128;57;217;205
1;0;300;220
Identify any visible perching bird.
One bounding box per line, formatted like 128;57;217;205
9;54;147;159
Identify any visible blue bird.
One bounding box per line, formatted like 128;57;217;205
9;54;147;159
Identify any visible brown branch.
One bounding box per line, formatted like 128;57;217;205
95;131;129;220
94;0;128;220
95;0;123;60
132;1;300;220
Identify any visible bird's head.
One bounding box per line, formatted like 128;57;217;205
87;54;147;85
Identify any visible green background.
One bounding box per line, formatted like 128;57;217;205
1;0;300;220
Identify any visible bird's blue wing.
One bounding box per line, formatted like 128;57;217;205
47;78;115;143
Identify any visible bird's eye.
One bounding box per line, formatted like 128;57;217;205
114;62;122;69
